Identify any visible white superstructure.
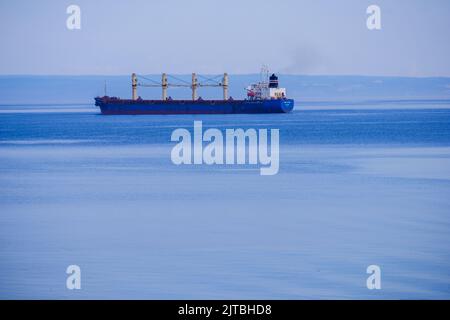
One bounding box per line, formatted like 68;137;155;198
246;67;287;100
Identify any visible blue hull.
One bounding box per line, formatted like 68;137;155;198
95;97;294;115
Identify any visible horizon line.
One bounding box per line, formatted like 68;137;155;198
1;73;450;79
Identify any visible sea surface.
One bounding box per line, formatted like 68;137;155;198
1;101;450;299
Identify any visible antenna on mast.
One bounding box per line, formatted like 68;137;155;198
260;64;269;84
260;64;270;99
104;80;107;97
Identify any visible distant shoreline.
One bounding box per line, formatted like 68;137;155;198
0;75;449;105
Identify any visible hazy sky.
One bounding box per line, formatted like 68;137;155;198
1;0;449;76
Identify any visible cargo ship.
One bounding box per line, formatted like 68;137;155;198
94;68;294;115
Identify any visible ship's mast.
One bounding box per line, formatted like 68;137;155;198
260;65;269;99
131;73;138;100
162;73;168;100
191;73;197;101
223;73;228;100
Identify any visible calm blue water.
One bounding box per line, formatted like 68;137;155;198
1;103;450;299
